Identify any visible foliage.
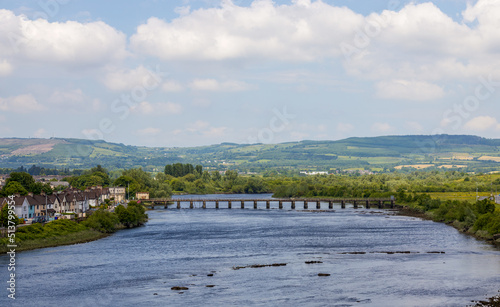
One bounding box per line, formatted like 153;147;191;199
0;203;19;227
1;181;28;196
6;172;35;190
83;209;120;233
164;163;202;177
14;219;87;241
66;165;111;190
115;201;148;228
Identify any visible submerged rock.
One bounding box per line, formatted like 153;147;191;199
318;273;331;277
171;286;189;291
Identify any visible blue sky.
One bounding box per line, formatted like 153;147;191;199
0;0;499;147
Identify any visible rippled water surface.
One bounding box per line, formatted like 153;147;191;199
1;194;499;307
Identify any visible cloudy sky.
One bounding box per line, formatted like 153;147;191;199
0;0;499;147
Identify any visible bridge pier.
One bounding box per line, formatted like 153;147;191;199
241;201;244;209
279;201;283;209
177;201;181;209
353;201;358;209
228;201;232;209
215;201;219;209
203;201;206;209
291;200;295;210
341;200;345;209
254;201;257;209
316;201;320;209
190;201;194;209
266;200;270;209
378;200;383;209
304;201;308;209
390;200;395;208
366;200;370;209
329;201;333;209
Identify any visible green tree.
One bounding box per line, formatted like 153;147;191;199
1;181;28;196
475;198;496;215
115;201;148;228
0;203;19;227
6;172;35;190
83;209;119;233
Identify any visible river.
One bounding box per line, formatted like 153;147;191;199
1;194;499;306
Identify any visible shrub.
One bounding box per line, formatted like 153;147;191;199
83;210;120;233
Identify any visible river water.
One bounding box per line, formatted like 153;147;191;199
1;194;499;306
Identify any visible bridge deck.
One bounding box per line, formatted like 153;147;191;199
142;198;397;209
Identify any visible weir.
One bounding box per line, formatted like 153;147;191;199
145;198;396;210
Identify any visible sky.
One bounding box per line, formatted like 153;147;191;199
0;0;499;147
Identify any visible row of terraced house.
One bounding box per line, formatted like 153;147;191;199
0;186;126;221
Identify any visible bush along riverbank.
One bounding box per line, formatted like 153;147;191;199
0;201;148;253
396;192;500;246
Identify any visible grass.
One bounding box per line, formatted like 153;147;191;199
0;229;109;253
427;191;498;207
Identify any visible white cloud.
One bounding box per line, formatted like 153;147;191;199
49;89;85;105
131;101;182;115
162;80;184;92
136;127;162;136
0;59;13;76
103;65;162;91
130;1;363;61
127;0;500;93
337;123;354;133
0;9;127;68
375;80;445;101
49;89;101;111
0;94;43;113
190;79;253;92
372;122;393;133
464;116;500;131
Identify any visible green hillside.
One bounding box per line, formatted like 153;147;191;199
0;135;499;173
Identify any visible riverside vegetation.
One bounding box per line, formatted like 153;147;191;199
0;201;148;253
2;165;500;251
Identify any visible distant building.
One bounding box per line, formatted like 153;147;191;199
109;187;126;202
50;181;70;189
136;192;150;200
300;171;329;176
478;195;500;204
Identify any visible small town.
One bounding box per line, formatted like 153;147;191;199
0;178;149;224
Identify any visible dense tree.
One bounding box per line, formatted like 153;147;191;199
115;201;148;228
1;181;28;196
6;172;35;191
0;203;19;227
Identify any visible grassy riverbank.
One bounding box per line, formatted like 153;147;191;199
0;219;111;253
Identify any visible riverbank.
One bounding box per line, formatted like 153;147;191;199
0;229;110;253
0;218;115;253
395;205;500;248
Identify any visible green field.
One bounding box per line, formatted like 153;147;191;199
0;135;499;173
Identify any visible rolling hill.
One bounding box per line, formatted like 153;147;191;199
0;135;499;173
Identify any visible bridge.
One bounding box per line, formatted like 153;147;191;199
142;198;396;210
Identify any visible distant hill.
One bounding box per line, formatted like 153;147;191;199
0;135;499;173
